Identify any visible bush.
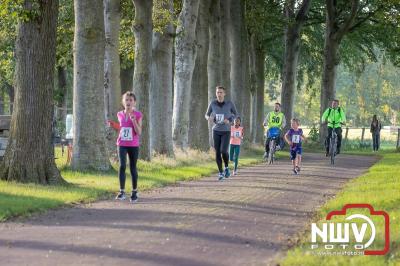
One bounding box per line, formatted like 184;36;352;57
308;124;319;142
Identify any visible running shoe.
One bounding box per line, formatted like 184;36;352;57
225;167;231;178
218;172;225;180
115;191;126;200
130;191;138;202
295;166;300;173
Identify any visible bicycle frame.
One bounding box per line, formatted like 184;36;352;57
265;128;280;165
328;121;338;165
268;137;277;164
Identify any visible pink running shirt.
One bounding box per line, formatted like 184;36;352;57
230;126;243;145
116;110;142;147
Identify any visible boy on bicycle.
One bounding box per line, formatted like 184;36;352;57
321;99;346;156
263;102;286;159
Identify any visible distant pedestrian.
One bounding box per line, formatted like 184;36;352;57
370;114;382;152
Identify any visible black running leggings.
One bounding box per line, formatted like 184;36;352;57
118;146;139;190
213;131;230;173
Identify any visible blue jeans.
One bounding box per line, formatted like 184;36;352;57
372;133;380;151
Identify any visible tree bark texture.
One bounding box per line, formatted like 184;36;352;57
189;0;210;151
249;34;257;143
172;0;200;150
280;0;311;133
320;0;359;142
104;0;122;120
72;0;110;170
255;47;265;145
230;0;250;140
120;64;134;94
132;0;153;160
220;0;231;97
0;0;65;184
150;0;174;156
57;66;68;123
207;0;221;147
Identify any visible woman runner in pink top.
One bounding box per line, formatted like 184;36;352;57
229;117;244;175
108;91;142;202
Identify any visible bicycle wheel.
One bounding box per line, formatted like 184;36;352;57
330;135;337;165
268;139;275;164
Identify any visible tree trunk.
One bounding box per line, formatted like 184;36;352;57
280;25;300;129
280;0;312;133
104;0;121;120
72;0;110;171
230;0;250;139
207;0;221;148
249;34;257;143
5;82;14;114
57;66;68;123
255;47;265;145
172;0;200;150
319;0;359;142
319;36;339;141
189;0;210;151
150;0;174;157
0;89;4;115
132;0;153;160
120;64;134;93
220;0;231;96
0;0;65;184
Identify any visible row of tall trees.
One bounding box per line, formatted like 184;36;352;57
0;0;399;184
294;54;400;127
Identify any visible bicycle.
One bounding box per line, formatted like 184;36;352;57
265;127;281;165
324;121;343;165
328;122;338;165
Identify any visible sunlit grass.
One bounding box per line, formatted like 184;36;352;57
280;150;400;266
0;146;264;221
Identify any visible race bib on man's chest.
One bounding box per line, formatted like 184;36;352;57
272;115;280;123
216;114;225;124
292;134;300;144
234;131;241;138
120;127;133;141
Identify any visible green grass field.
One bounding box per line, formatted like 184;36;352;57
280;150;400;266
0;146;264;221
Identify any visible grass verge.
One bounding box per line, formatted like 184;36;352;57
280;150;400;266
0;146;264;222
